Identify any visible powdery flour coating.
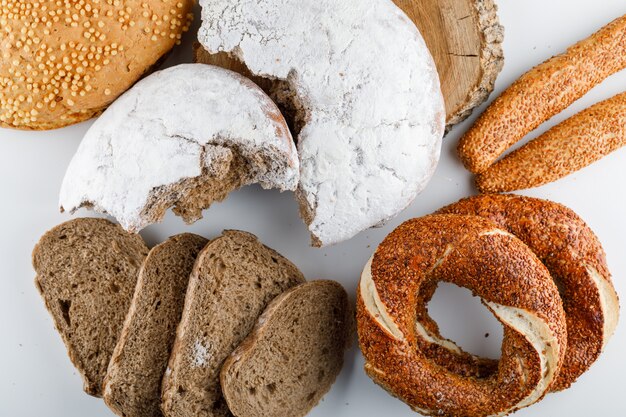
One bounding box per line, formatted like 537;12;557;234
60;64;299;232
199;0;445;246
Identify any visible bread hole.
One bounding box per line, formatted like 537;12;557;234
552;276;567;299
249;386;256;395
265;383;276;394
58;234;67;240
317;369;325;382
217;260;226;272
58;299;72;327
177;386;186;395
306;391;317;402
270;256;279;264
427;282;503;361
110;282;120;293
154;300;161;310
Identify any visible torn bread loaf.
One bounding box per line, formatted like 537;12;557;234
32;218;149;396
60;64;299;233
103;234;209;417
221;280;352;417
161;230;305;417
198;0;445;246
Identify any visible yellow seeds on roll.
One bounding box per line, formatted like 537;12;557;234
0;0;194;130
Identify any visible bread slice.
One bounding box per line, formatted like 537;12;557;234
103;233;209;417
220;280;351;417
161;230;305;417
32;218;149;396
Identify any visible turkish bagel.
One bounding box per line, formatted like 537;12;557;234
437;194;619;391
357;214;567;417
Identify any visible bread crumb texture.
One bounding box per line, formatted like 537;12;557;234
199;0;445;246
220;281;351;417
59;64;299;232
32;218;148;396
0;0;193;130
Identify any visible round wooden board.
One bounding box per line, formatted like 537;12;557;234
195;0;504;131
395;0;504;128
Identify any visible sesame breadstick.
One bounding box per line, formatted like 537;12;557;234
476;91;626;193
458;14;626;174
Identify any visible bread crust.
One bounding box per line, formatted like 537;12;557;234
0;0;193;130
160;230;305;417
357;214;567;416
59;64;299;233
437;194;620;391
220;281;352;417
32;218;148;396
458;14;626;174
103;233;208;417
475;92;626;193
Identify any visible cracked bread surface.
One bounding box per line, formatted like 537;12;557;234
220;280;352;417
103;233;208;417
161;230;305;417
60;64;299;233
199;0;445;246
32;218;148;397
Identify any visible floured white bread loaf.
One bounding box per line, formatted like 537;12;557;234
198;0;445;246
60;64;299;232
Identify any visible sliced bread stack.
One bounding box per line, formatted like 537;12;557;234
161;230;306;417
33;220;352;417
103;233;209;417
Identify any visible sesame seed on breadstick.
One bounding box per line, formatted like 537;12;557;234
476;91;626;193
458;15;626;174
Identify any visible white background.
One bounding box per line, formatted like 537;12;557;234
2;1;626;416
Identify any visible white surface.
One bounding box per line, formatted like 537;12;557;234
60;63;299;232
199;0;444;246
1;1;625;416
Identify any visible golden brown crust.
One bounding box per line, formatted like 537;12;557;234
357;214;567;417
475;92;626;193
437;194;619;391
0;0;194;130
458;14;626;174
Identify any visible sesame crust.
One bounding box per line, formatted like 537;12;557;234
0;0;193;130
475;92;626;193
357;214;567;417
458;14;626;174
437;194;620;391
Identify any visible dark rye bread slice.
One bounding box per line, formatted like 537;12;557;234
161;230;305;417
103;233;209;417
32;218;149;396
220;281;352;417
